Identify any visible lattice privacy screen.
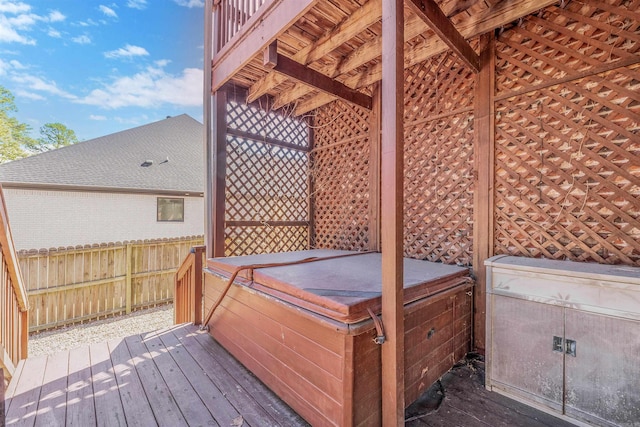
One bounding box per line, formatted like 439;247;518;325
311;101;371;251
225;100;310;256
404;51;476;266
494;0;640;265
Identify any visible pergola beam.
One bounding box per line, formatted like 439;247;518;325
406;0;479;73
247;0;381;104
264;45;372;110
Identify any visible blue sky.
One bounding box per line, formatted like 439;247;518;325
0;0;204;141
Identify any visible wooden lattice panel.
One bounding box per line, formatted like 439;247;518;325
227;100;308;147
225;101;309;256
225;225;308;256
404;52;475;266
494;1;640;265
312;100;371;251
226;137;308;222
496;0;640;96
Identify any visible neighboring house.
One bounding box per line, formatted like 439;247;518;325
0;114;204;250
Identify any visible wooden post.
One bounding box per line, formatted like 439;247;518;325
473;32;495;352
125;243;132;314
193;246;205;324
369;82;382;252
381;0;405;425
204;0;215;259
307;123;315;249
20;310;28;360
212;89;227;258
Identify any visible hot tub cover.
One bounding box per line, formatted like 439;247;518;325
207;249;470;323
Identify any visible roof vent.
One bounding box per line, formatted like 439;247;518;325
141;160;153;167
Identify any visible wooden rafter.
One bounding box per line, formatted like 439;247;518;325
247;0;381;103
296;0;559;115
264;45;372;110
405;0;479;73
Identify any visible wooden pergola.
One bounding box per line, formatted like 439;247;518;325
202;0;640;424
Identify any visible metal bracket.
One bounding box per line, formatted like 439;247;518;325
367;307;386;345
553;336;563;352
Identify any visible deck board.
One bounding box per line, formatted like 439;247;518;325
34;350;68;427
89;342;126;427
123;334;188;427
5;324;579;426
66;346;96;426
107;337;156;427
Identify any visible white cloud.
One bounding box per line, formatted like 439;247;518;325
0;57;25;75
47;27;61;38
127;0;147;10
77;63;203;109
9;59;25;69
72;34;91;44
104;44;149;59
48;10;65;22
0;1;30;14
15;89;45;100
0;2;67;44
98;5;117;18
76;18;98;27
89;114;107;120
11;74;77;99
174;0;204;7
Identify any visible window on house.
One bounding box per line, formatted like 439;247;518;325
157;197;184;222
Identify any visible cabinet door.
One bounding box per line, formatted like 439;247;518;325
565;310;640;427
490;295;564;412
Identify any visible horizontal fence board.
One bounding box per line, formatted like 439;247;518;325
18;236;203;332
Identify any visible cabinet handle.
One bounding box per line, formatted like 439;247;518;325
565;339;576;357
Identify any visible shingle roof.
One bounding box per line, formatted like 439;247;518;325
0;114;204;193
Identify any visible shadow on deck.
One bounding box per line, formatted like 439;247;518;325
4;324;573;427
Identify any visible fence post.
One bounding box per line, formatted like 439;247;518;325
125;243;132;314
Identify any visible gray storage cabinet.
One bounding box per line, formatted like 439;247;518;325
485;255;640;427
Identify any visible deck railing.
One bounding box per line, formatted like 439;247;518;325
216;0;266;50
0;186;28;382
174;245;206;324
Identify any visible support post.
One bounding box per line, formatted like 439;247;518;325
206;0;227;259
212;89;227;258
125;243;132;314
381;0;405;424
369;82;381;252
204;0;215;259
473;32;495;352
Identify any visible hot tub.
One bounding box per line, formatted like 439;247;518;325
203;249;472;426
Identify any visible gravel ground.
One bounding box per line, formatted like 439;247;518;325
28;305;174;357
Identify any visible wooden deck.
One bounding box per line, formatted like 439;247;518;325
4;324;575;427
3;324;307;427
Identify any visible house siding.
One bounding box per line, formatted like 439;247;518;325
4;188;204;250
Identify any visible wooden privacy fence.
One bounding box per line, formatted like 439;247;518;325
0;187;28;382
174;245;205;325
18;236;204;332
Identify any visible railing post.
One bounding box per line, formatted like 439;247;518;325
193;246;205;325
125;243;133;314
20;310;28;360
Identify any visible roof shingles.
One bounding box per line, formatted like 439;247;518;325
0;114;203;193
